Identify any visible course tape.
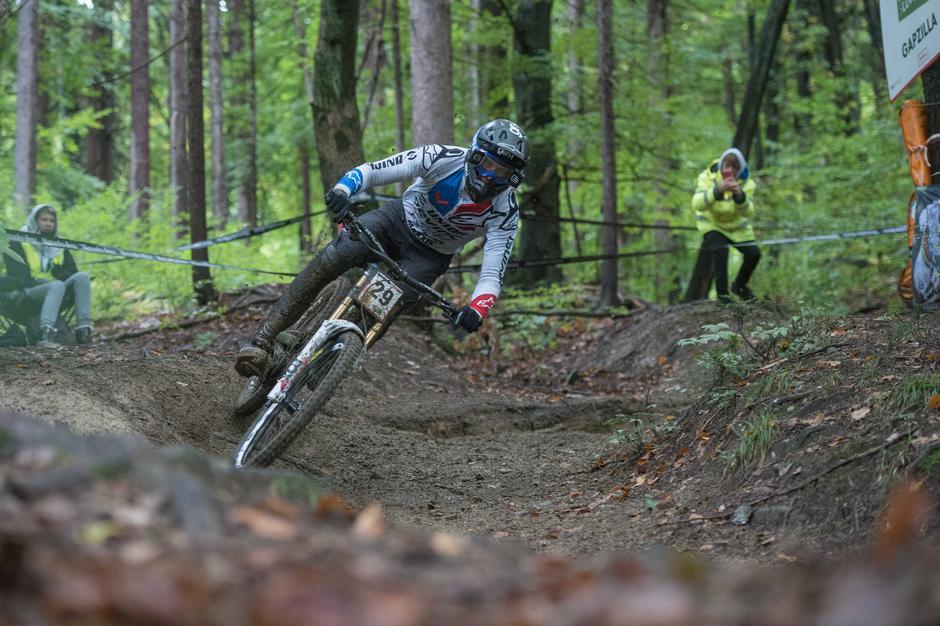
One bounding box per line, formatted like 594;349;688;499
176;211;326;251
5;229;297;277
176;190;391;251
758;225;906;246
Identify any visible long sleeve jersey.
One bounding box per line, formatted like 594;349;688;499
333;144;519;316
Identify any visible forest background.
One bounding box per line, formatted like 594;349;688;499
0;0;925;321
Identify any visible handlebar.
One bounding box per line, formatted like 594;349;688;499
342;213;458;319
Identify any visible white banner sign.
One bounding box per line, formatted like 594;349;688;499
881;0;940;101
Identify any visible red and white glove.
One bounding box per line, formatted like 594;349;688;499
452;294;496;333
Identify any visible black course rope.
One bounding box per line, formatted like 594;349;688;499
177;210;328;251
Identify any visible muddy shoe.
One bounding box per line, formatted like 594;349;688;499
75;326;92;346
731;280;756;301
235;342;270;378
36;326;61;348
716;294;733;305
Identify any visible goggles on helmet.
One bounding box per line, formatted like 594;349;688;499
468;149;523;188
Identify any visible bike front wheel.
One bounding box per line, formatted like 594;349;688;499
233;329;363;468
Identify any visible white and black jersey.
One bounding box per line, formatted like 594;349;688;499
334;144;518;305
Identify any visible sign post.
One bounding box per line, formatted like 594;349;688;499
881;0;940;101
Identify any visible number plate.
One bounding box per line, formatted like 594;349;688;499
353;269;404;322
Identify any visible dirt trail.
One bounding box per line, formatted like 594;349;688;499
1;302;938;561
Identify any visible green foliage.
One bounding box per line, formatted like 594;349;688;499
726;412;777;472
606;410;677;453
678;322;748;382
0;0;922;317
880;372;940;416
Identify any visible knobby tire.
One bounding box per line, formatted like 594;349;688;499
232;276;353;419
234;329;363;468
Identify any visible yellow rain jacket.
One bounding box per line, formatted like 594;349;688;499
691;153;757;242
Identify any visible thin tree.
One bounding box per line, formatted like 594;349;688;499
186;0;215;303
732;0;791;160
390;0;405;194
597;0;618;306
313;0;365;194
291;0;315;252
169;0;188;235
14;0;39;212
206;0;227;226
647;0;681;303
83;0;116;183
511;0;562;285
481;0;510;118
129;0;150;220
241;0;258;226
409;0;453;145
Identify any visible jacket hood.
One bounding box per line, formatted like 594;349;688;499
21;204;63;272
717;148;749;180
24;203;58;236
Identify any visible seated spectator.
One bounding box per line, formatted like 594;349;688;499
4;204;93;346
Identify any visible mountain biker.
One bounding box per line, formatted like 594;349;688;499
235;119;529;378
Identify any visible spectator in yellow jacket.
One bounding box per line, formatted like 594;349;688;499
691;148;760;303
4;204;93;346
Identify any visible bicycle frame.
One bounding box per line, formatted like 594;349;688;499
265;215;456;403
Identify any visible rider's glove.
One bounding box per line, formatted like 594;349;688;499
325;188;351;223
452;306;483;333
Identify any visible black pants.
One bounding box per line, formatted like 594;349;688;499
254;200;452;345
703;230;761;296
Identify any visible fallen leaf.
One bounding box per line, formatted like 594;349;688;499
352;503;385;541
928;394;940;411
658;355;667;366
314;494;355;520
431;533;468;557
850;406;871;421
777;553;798;563
231;506;298;541
41;379;54;386
492;531;509;539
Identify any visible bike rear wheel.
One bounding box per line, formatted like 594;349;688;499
233;329;363;468
232;276;353;419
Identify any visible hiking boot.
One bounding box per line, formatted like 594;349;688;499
235;341;271;378
731;280;756;301
75;326;92;345
36;326;60;348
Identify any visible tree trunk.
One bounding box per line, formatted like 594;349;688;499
721;43;736;126
186;0;215;304
924;63;940;179
83;0;116;184
747;10;763;170
390;0;405;194
169;0;188;235
597;0;618;306
481;0;510;118
732;0;790;160
647;0;680;303
313;0;365;194
299;146;313;254
815;0;859;133
206;0;227;226
793;0;812;138
409;0;453;145
512;0;562;286
565;0;584;192
239;0;258;227
129;0;150;220
359;0;388;131
291;0;315;250
682;243;714;302
14;0;39;212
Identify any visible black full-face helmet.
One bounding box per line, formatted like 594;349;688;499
464;119;529;202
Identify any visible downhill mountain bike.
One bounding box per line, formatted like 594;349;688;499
233;213;457;468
